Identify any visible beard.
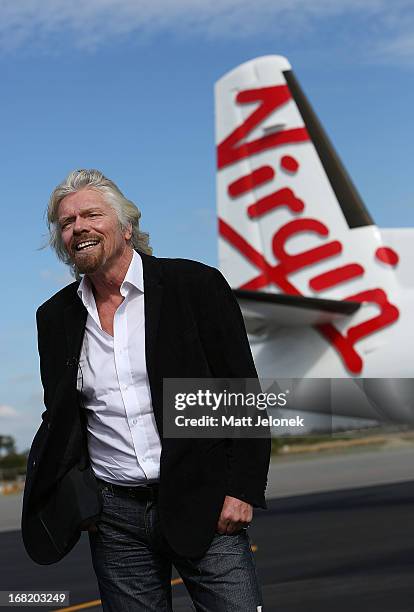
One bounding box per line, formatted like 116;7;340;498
71;242;105;275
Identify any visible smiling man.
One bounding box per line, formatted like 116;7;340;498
22;169;270;611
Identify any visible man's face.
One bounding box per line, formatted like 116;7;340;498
58;188;132;275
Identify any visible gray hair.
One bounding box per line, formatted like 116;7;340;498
47;169;152;278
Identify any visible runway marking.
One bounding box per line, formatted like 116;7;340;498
53;544;258;611
55;600;102;612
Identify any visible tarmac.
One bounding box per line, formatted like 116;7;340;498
1;442;414;611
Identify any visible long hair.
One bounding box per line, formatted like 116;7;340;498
47;169;152;278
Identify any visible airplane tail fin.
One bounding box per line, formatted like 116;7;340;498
214;55;398;301
215;56;403;376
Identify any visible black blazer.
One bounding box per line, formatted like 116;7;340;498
21;252;270;564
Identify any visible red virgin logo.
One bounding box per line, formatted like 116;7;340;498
217;85;399;374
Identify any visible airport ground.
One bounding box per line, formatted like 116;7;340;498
1;437;414;611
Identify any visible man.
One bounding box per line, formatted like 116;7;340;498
22;169;270;611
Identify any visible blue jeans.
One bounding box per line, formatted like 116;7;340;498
88;481;263;611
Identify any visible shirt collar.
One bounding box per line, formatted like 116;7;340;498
77;249;144;308
121;250;144;295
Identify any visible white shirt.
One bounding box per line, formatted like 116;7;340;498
76;250;161;485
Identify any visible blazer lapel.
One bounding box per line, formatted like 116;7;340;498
63;292;88;369
139;251;163;397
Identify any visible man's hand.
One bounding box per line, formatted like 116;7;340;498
216;495;253;534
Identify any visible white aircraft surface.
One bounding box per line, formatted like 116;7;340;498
215;56;414;426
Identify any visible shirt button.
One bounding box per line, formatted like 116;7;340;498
132;418;138;425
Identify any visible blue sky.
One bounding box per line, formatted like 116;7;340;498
0;0;413;451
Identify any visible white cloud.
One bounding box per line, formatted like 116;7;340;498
0;401;42;451
384;34;414;59
372;17;414;62
0;404;20;419
0;0;411;61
